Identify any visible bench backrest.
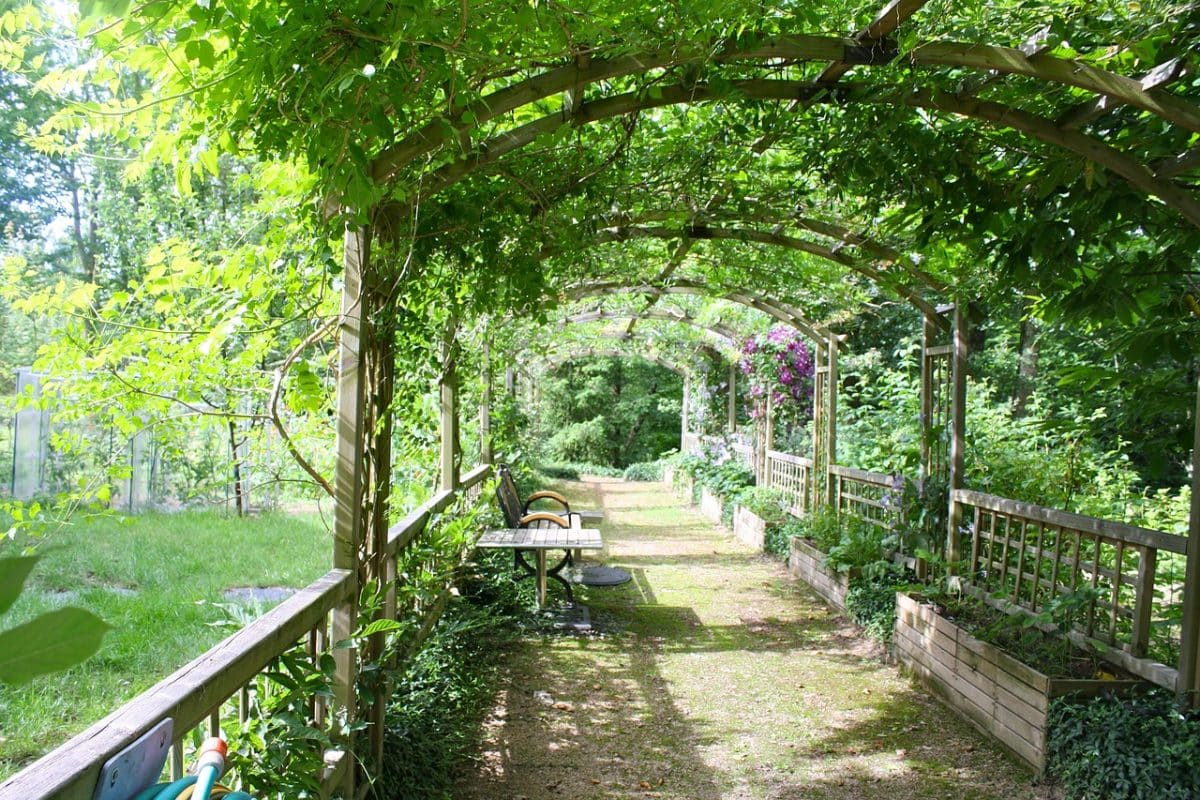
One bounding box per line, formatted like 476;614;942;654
495;464;524;528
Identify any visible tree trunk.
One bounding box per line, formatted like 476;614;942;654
1013;313;1041;418
228;418;245;517
68;161;97;283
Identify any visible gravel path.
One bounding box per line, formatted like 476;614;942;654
455;477;1057;800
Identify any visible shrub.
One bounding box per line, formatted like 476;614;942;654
377;552;529;799
794;507;842;553
734;486;790;527
1047;689;1200;800
824;516;890;574
623;460;665;481
764;522;793;560
535;461;624;480
845;573;902;645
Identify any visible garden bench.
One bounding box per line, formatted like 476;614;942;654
476;525;604;607
496;463;604;562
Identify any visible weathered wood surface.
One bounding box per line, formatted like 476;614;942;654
477;527;603;550
894;592;1143;773
788;537;851;611
955;489;1186;554
699;486;724;525
1;569;354;800
733;506;767;551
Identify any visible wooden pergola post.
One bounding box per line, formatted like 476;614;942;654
920;314;937;481
825;335;839;507
480;337;493;464
330;221;370;798
727;361;737;434
1178;374;1200;705
811;341;828;510
440;319;460;491
681;373;691;449
763;389;775;486
946;304;968;577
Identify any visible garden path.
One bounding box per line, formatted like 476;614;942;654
454;477;1057;800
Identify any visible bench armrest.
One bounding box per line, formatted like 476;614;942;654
518;511;571;528
524;490;571;512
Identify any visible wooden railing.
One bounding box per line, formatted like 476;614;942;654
831;465;900;533
764;450;812;516
3;464;493;800
954;488;1185;691
730;441;755;471
681;432;702;455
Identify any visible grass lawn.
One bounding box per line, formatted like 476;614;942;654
0;510;330;780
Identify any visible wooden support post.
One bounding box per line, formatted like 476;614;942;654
681;373;691;449
727;361;737;434
330;222;369;799
764;389;775;487
480;338;493;464
825;335;838;507
946;304;968;576
505;365;516;397
1178;373;1200;705
440;319;460;492
920;314;936;480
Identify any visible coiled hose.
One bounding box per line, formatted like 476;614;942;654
131;738;254;800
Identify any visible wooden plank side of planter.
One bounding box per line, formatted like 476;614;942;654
898;626;1046;771
897;627;996;730
733;506;767;551
895;593;1049;773
699;487;723;524
788;537;851;610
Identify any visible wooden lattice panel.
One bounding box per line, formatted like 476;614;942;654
955;488;1186;690
766;450;812;516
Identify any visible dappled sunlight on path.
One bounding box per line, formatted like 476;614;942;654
454;478;1055;800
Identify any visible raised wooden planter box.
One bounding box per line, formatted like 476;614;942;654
788;537;851;611
699;486;724;524
733;506;766;550
894;592;1142;773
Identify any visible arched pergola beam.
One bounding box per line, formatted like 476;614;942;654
596;224;945;323
596;209;947;292
371;36;1200;185
531;348;689;377
565;280;835;343
559;308;740;343
403;80;1200;229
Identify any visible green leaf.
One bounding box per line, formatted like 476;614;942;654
184;39;216;69
0;607;112;684
358;618;407;637
0;556;38;616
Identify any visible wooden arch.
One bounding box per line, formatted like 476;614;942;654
590;224;945;324
388;79;1200;229
564;279;837;344
558;308;740;343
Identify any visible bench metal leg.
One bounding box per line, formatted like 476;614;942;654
512;549;576;606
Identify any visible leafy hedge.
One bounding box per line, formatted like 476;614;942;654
1047;689;1200;800
377;552;531;799
623;460;665;481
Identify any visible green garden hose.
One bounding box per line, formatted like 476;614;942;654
130;739;254;800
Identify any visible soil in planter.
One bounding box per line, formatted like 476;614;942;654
924;594;1109;680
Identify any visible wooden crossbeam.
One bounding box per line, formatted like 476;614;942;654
954;27;1054;97
816;0;928;85
1057;57;1188;130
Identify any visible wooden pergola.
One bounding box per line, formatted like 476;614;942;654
7;1;1200;796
